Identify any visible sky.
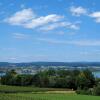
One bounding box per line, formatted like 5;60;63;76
0;0;100;62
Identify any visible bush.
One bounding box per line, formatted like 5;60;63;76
93;85;100;96
76;88;92;95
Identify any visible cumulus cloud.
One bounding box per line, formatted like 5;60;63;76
70;6;87;16
90;11;100;23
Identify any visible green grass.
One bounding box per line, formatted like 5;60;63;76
0;85;99;100
0;93;100;100
0;85;72;93
0;85;36;93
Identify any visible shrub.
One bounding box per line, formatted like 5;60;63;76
76;88;92;95
93;84;100;96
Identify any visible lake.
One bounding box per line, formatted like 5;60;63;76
93;71;100;78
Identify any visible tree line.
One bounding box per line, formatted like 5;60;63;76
0;69;100;95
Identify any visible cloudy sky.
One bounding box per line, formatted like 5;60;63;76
0;0;100;62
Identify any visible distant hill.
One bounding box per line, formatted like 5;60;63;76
0;62;100;67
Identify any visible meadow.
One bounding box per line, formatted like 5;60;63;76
0;85;100;100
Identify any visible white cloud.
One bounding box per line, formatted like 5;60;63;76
70;6;87;16
5;8;35;25
5;8;80;31
5;8;64;29
90;11;100;23
39;22;79;31
12;33;30;39
70;6;100;24
37;38;100;46
25;14;63;28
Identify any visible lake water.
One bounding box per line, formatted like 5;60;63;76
93;71;100;78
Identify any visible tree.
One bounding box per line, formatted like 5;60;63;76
1;70;17;85
76;69;95;89
93;84;100;96
32;71;49;87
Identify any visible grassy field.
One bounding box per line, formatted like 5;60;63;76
0;85;73;93
0;93;100;100
0;85;100;100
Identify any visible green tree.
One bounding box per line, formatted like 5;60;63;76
77;69;95;89
1;70;17;85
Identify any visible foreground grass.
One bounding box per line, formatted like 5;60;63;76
0;93;100;100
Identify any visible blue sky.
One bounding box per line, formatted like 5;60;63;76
0;0;100;62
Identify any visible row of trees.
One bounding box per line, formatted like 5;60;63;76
0;69;100;95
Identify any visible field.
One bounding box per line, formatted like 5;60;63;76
0;85;100;100
0;93;100;100
0;85;72;93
